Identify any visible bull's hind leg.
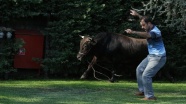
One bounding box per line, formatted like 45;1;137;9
109;63;123;83
109;70;116;83
80;56;97;79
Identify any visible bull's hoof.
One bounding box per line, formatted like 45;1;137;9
109;80;115;83
109;78;115;83
80;75;87;79
170;77;175;83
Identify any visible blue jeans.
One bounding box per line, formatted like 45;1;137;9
136;54;166;98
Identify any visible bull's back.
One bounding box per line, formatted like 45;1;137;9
93;32;147;59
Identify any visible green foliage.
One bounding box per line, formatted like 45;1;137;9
41;0;140;77
0;28;24;75
42;0;93;75
0;0;141;77
0;0;42;23
163;0;186;77
0;37;24;73
1;0;185;79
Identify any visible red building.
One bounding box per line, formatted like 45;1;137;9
14;29;44;70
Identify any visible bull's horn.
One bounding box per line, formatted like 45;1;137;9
79;35;84;39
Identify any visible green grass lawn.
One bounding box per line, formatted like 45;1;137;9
0;80;186;104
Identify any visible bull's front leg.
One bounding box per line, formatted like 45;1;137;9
80;56;97;79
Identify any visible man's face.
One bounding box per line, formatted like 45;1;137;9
140;19;150;32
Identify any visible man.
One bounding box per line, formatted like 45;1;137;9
125;10;166;100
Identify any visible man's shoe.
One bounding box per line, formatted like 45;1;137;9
135;92;144;96
141;97;157;100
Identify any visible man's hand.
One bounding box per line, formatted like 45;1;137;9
130;10;142;19
125;29;134;34
130;10;139;16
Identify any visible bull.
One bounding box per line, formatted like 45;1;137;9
77;32;173;82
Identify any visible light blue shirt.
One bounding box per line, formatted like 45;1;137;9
147;26;166;56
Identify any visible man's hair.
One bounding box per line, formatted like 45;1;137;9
140;16;153;23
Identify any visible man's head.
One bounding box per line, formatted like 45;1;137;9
140;16;153;32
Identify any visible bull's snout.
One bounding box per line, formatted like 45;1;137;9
77;54;82;61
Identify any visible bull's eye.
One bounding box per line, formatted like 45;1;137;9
83;46;87;50
81;41;91;52
82;44;87;50
83;44;88;48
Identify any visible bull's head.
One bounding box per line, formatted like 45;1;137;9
77;35;96;61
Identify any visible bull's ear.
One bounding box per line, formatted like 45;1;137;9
79;35;84;39
90;39;97;45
